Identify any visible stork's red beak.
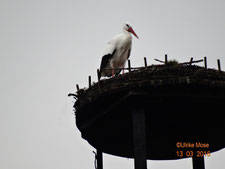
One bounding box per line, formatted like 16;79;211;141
128;27;139;39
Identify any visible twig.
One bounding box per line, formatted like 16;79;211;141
154;58;165;63
181;59;204;65
155;58;204;65
68;93;78;97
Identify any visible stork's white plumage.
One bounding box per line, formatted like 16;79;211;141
100;23;139;78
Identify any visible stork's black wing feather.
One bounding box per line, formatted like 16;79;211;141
100;54;112;71
100;50;116;75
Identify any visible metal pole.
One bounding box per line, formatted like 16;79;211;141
97;149;103;169
192;156;205;169
132;109;147;169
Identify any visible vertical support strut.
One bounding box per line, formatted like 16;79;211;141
204;57;207;69
144;57;147;68
132;109;147;169
192;156;205;169
165;54;168;64
76;84;79;91
97;149;103;169
217;59;221;72
97;69;101;82
190;57;193;65
128;59;131;73
89;76;91;88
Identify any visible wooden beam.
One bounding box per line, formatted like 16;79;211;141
132;109;147;169
192;156;205;169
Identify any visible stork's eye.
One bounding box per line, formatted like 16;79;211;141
126;24;129;27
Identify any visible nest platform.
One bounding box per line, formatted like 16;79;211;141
74;64;225;161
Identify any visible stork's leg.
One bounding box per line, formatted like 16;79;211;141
111;64;115;77
122;68;125;75
112;69;115;76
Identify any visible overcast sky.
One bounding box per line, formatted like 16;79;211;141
0;0;224;169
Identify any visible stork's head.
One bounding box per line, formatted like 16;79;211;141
123;23;139;39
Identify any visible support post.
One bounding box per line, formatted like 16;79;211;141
192;156;205;169
144;57;147;68
128;60;131;73
97;69;101;82
97;149;103;169
217;59;221;72
76;84;79;91
132;109;147;169
204;57;207;69
89;76;91;88
190;57;193;65
165;54;168;64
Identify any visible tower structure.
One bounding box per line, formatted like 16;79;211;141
71;58;225;169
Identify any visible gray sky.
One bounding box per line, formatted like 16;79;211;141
0;0;224;169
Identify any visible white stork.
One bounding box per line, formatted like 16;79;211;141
99;23;139;78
